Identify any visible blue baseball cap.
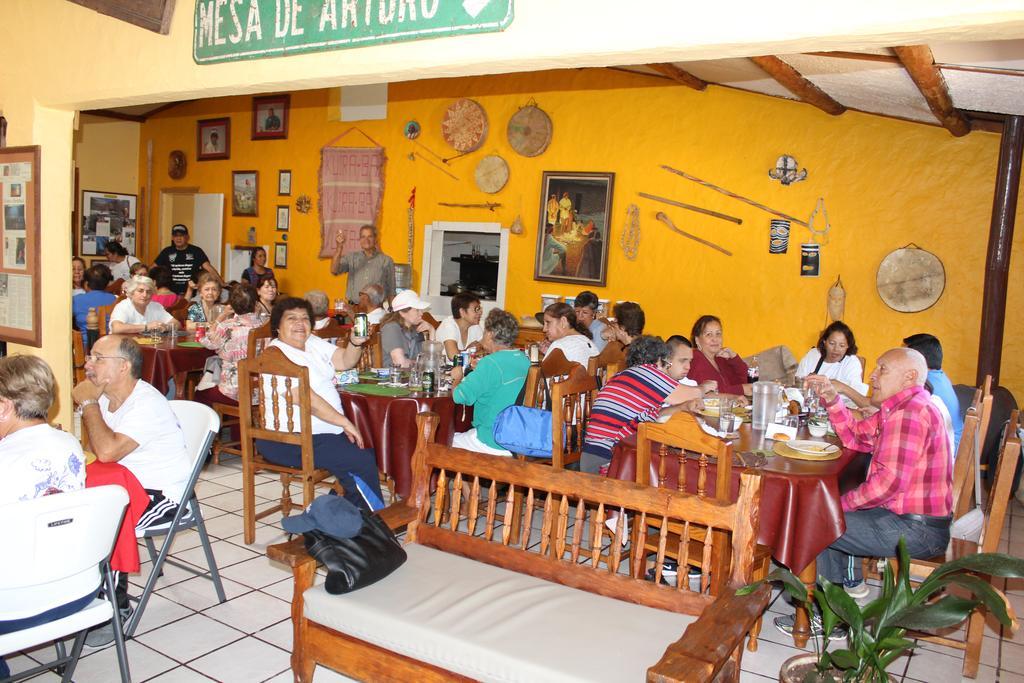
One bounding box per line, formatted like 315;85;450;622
281;495;363;540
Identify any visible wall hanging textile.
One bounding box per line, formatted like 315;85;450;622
318;127;386;258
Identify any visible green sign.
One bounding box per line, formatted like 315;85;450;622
194;0;514;64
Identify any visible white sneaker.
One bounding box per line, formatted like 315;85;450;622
844;582;870;600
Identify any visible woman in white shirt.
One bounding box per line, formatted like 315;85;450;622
0;355;84;503
796;321;868;404
436;292;484;360
104;241;140;282
256;297;382;511
541;302;598;367
109;275;179;335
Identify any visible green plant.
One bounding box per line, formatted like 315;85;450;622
739;538;1024;682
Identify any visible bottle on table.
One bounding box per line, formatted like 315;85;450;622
747;356;760;383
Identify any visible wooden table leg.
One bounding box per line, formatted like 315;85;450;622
792;560;816;648
173;371;188;399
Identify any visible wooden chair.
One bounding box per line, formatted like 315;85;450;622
355;323;382;372
635;412;773;651
212;321;271;465
313;318;351;347
421;311;441;330
900;425;1022;678
165;296;190;323
96;298;121;337
106;278;124;295
237;346;343;545
72;331;87;384
549;364;597;470
588;340;626;387
527;347;579;410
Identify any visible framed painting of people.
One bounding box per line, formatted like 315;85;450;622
197;117;230;161
252;94;289;140
534;171;614;286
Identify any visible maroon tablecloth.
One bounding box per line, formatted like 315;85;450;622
139;337;214;398
608;433;869;574
339;389;473;498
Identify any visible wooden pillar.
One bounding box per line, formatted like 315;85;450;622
977;115;1024;386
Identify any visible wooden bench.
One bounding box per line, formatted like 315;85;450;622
268;413;769;683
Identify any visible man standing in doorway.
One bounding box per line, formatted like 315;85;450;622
331;224;396;305
154;224;222;296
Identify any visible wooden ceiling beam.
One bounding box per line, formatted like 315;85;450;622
893;45;970;137
84;109;148;123
646;63;708;91
749;55;846;116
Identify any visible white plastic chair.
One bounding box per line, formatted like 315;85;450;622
123;400;226;637
0;485;130;683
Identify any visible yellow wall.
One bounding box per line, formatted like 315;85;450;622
138;69;1024;399
74;114;140;198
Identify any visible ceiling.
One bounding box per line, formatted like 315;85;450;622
88;39;1023;135
616;39;1024;134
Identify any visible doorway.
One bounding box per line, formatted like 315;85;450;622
157;188;225;272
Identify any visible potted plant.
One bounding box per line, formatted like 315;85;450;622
739;538;1024;682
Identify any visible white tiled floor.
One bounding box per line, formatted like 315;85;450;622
7;459;1024;682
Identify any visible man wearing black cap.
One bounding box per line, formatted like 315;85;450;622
154;224;222;296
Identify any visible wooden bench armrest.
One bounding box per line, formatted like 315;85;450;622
267;537;314;569
377;500;419;531
648;584;770;683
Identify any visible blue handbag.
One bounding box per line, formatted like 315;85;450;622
493;405;553;458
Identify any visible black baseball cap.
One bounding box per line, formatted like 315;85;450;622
171;224;189;235
281;495;364;540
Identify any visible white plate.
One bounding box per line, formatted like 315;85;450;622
785;440;840;456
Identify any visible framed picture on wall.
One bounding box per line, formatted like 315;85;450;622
534;171;614;286
196;117;230;161
276;205;289;231
274;242;288;268
278;169;291;195
80;190;137;256
232;170;258;216
252;94;289;140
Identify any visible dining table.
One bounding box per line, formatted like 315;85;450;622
136;333;214;399
607;422;870;648
338;377;473;499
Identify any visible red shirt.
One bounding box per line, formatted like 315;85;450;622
686;351;748;395
826;385;952;516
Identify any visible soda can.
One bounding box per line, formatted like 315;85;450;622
353;313;369;337
422;370;435;394
458;351;472;370
194;325;207;342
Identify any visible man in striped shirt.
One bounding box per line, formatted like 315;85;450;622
776;348;951;637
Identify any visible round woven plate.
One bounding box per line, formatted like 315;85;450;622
507;104;552;157
441;98;488;152
474;154;510;194
773;441;842;461
876;246;946;312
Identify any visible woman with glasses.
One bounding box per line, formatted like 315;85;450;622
109;275;180;335
436;292;484;360
581;335;702;474
796;321;867;405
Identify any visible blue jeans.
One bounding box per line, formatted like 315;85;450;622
256;433;382;512
816;507;950;585
0;590;97;677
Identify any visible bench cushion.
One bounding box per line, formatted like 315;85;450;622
303;543;697;682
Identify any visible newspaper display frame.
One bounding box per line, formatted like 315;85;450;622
0;146;42;347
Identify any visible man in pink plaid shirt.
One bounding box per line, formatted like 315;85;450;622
776;347;952;639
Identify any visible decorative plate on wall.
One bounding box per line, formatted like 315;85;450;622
507;104;552;157
441;98;488;153
168;150;187;179
876;245;946;312
474;154;510;194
